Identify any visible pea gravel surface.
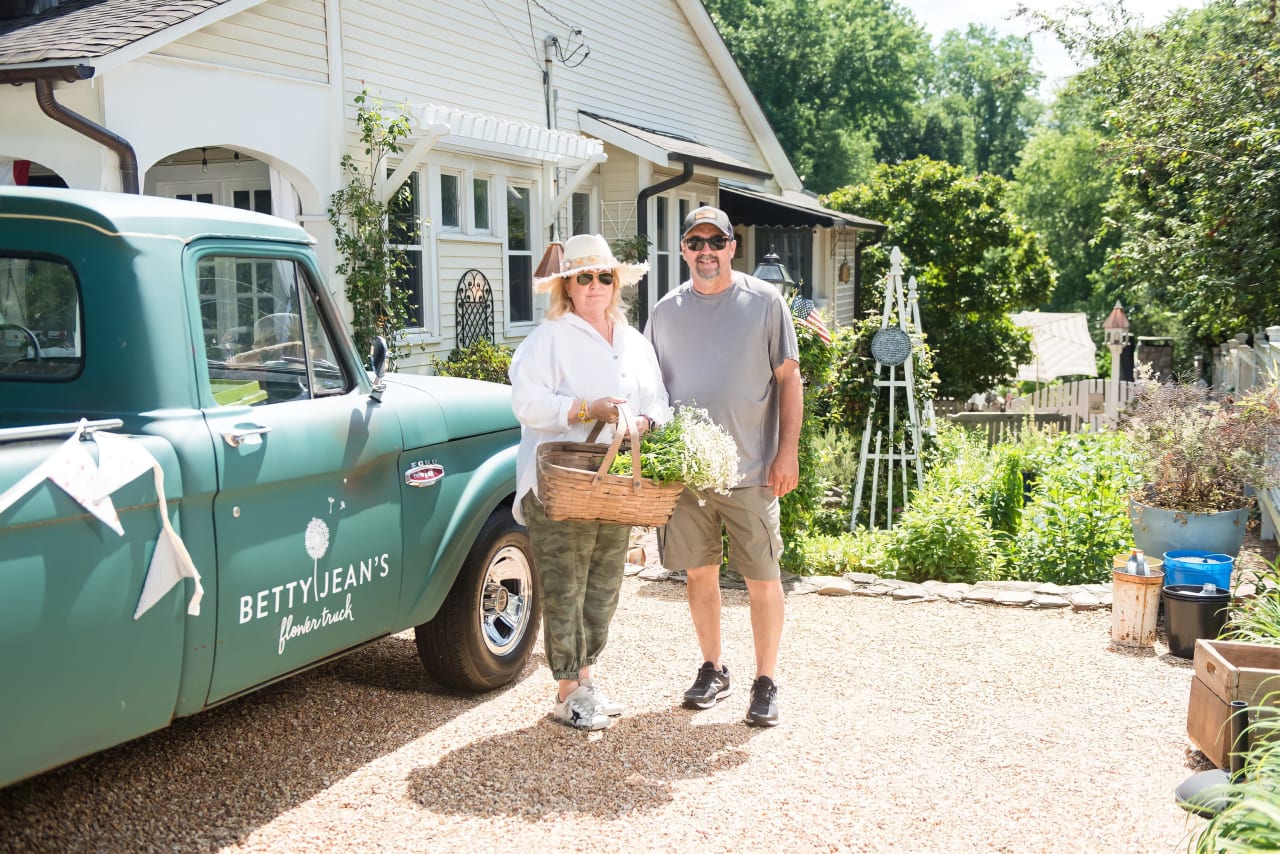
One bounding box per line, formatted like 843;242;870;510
0;571;1218;853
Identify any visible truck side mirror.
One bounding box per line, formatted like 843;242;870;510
368;335;388;401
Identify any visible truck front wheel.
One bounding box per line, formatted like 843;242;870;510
416;508;539;691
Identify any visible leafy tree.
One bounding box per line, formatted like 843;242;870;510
824;157;1054;396
936;25;1042;177
879;25;1042;177
1009;124;1117;314
702;0;931;191
327;90;418;366
1032;0;1280;353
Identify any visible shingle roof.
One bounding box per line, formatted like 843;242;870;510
0;0;228;65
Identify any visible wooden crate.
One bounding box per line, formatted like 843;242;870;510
1188;639;1280;768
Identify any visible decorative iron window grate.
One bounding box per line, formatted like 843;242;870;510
455;269;494;349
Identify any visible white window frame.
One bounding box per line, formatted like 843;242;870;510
501;176;539;332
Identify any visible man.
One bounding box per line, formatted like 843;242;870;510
645;205;803;727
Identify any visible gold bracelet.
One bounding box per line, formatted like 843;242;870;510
577;399;590;423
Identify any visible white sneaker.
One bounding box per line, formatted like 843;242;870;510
551;685;612;731
582;678;624;716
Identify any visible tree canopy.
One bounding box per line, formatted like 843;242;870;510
1029;0;1280;351
824;157;1054;396
702;0;931;191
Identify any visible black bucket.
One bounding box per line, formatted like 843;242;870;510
1163;584;1232;659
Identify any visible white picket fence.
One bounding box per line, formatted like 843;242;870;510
1212;324;1280;541
1007;378;1137;432
1212;325;1280;395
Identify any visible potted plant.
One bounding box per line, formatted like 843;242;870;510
1123;374;1280;559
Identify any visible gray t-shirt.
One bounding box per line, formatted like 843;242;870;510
645;272;799;487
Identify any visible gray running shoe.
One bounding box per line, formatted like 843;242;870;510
683;661;732;710
745;675;779;727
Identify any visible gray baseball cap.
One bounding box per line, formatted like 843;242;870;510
681;206;734;239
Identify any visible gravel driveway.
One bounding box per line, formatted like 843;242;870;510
0;558;1217;854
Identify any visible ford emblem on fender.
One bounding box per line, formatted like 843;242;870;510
405;462;445;487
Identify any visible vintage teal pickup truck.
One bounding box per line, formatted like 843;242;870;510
0;187;537;789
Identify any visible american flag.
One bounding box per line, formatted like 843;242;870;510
790;296;832;345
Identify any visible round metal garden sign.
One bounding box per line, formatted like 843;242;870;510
870;327;912;366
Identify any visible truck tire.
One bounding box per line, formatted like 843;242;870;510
416;507;539;691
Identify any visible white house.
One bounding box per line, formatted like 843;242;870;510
0;0;883;370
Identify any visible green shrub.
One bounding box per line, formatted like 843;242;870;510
429;339;512;385
783;529;893;577
1223;558;1280;645
779;302;834;549
1008;430;1140;585
887;487;1005;583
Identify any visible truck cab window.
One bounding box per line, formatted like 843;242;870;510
200;256;350;406
0;255;83;381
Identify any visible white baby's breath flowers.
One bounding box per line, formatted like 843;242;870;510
676;406;742;496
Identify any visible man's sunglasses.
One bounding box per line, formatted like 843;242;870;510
574;271;615;286
683;235;731;251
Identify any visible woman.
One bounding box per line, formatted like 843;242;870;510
509;233;672;731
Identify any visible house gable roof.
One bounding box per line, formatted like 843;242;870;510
0;0;257;69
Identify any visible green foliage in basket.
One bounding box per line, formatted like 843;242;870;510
608;406;742;494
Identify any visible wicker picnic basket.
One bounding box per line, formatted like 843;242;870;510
536;402;684;527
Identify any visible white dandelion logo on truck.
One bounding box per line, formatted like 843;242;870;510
305;517;330;599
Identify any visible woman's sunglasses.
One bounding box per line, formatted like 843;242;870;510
683;235;731;251
574;271;615;287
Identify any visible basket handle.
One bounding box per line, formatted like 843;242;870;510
593;402;643;492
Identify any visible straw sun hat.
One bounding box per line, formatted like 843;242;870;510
533;233;649;293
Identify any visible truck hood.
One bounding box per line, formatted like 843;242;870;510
381;374;517;447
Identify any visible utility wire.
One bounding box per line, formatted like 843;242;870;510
478;0;541;69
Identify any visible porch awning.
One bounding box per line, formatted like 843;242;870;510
719;184;884;232
579;111;772;179
416;105;604;164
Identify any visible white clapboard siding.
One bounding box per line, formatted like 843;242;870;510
157;0;329;83
1008;379;1137;432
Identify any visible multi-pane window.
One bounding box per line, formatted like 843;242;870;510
473;177;490;231
655;196;670;298
678;198;691;283
440;172;461;230
571;191;591;236
507;184;533;324
388;172;424;328
771;228;814;298
232;189;272;214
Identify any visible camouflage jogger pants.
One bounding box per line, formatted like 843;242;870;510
521;492;630;681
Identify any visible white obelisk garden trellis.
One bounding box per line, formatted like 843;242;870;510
851;247;926;530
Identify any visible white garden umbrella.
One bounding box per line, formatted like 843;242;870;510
1010;311;1098;382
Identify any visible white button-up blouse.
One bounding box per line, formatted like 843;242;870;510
508;312;672;524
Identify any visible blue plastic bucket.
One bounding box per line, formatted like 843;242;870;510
1162;550;1234;590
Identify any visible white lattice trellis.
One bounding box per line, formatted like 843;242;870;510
851;247;926;531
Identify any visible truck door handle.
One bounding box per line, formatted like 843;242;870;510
221;424;272;448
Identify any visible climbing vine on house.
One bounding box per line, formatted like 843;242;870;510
327;89;418;366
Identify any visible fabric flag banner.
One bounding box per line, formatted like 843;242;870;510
790;296;832;345
94;432;204;618
0;158;31;186
0;424;203;618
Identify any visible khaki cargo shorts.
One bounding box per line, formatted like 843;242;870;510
659;485;781;581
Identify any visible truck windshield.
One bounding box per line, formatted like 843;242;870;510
0;255;83;381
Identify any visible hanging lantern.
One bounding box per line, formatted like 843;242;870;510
838;259;851;283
